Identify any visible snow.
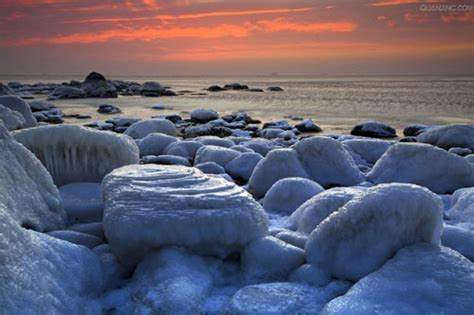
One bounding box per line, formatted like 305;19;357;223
136;132;178;157
190;108;219;123
102;164;268;265
0;95;37;128
275;230;308;249
322;244;474;315
0;104;25;130
13;125;139;185
242;236;305;280
289;187;363;234
306;183;444;281
263;177;324;215
194;145;240;167
224;152;262;183
367;143;474;194
59;182;104;224
416;124;474;151
248;148;309;198
124;118;176;139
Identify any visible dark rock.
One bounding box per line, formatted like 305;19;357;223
267;86;283;92
7;82;23;89
161;90;177;96
403;124;429;137
183;124;233;138
76;114;92;120
248;88;264;92
224;83;248;90
139;81;165;96
152;114;183;124
208;85;226;92
97;104;121;114
81;72;118;98
399;137;417;143
190;108;219;123
29;100;55;112
295;119;322;133
48;86;86;100
351;121;397;138
263;120;293;130
0;83;16;96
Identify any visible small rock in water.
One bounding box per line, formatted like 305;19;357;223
267;86;284;92
248;88;264;92
97;104;121;114
351;120;397;138
224;83;249;90
295;119;322;132
207;85;226;92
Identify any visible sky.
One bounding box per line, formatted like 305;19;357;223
0;0;472;76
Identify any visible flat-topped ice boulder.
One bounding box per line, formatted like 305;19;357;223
124;118;176;139
0;95;37;128
306;184;443;281
367;143;474;194
263;177;324;215
350;120;397;138
322;244;474;315
103;164;268;265
13;125;139;185
417;124;474;151
0;104;25;130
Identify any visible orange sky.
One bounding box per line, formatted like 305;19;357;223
0;0;472;75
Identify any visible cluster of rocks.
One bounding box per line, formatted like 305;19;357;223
207;83;284;93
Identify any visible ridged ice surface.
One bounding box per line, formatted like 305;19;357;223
103;164;269;265
13;125;139;185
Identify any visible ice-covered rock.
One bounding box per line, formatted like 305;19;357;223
367;143;474;194
275;230;308;249
289;187;363;234
322;244;474;314
195;161;226;174
306;184;443;281
48;85;86;100
82;72;118;98
195;136;234;148
194;145;240;167
13;125;139;185
103;164;268;265
449;147;472;156
124;118;176;139
190;108;219;123
263;177;324;215
342;138;393;165
442;224;474;261
0;104;25;130
47;230;103;249
137;133;178;157
289;264;332;286
164;140;203;160
351;120;397;138
68;222;104;240
59;182;104;224
417;124;474;151
0;82;16;95
141;154;191;166
0;95;37;128
224;152;262;183
248;149;309;198
242;236;305;280
446;187;474;226
295;118;322;132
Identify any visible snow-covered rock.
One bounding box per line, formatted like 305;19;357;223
417;124;474;151
350;120;397;138
195;136;234;148
442;224;474;261
13;125;139;185
137;133;178;157
0;95;37;128
81;72;117;98
289;187;363;234
190;108;219;123
263;177;324;215
103;164;268;265
48;85;86;100
59;182;104;224
47;230;103;249
449;147;472;156
446;187;474;226
306;183;443;281
141;154;191;166
367;143;474;194
242;236;305;280
322;244;474;314
124;118;176;139
164;140;203;160
194;145;240;167
342;138;393;165
0;104;25;130
224;152;262;182
195;161;226;174
275;230;308;249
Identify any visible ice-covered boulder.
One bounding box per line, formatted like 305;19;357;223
442;224;474;261
194;145;240;167
48;85;86;100
0;104;25;130
47;230;103;249
417;124;474;151
224;152;262;182
367;143;474;194
141;154;191;166
195;161;226;174
81;72;117;98
263;177;324;215
0;95;37;128
350;120;397;138
248;149;309;198
13;125;139;185
164;140;203;160
292;137;365;188
342;138;393;165
124;118;176;139
446;187;474;226
242;138;278;156
103;164;268;265
190;108;219;123
306;184;443;281
0;82;16;95
322;244;474;314
289;187;363;234
195;136;234;148
137;133;178;157
59;182;104;224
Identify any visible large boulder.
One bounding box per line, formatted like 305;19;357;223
13;125;139;185
224;152;262;182
137;133;178;157
0;82;16;96
367;143;474;194
81;72;118;98
102;164;269;266
0;104;25;130
124;118;176;139
163;140;203;160
0;95;37;128
342;139;393;165
416;124;474;151
48;86;86;100
139;81;166;96
322;244;474;315
306;184;443;281
194;145;240;167
350;121;397;138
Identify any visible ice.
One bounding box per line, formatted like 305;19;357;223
102;164;268;265
367;143;474;194
13;125;139;185
194;145;240;166
136;132;178;157
322;244;474;314
416;124;474;151
442;224;474;261
342;138;393;165
306;183;443;281
59;182;104;224
224;152;262;183
446;187;474;226
124;118;177;139
0;104;25;130
263;177;324;215
47;230;103;249
0;95;37;128
275;230;308;249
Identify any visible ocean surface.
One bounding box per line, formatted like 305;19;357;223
2;75;473;134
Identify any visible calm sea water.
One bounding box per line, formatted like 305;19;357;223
2;75;473;133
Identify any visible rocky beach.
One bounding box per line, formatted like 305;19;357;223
0;71;473;314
